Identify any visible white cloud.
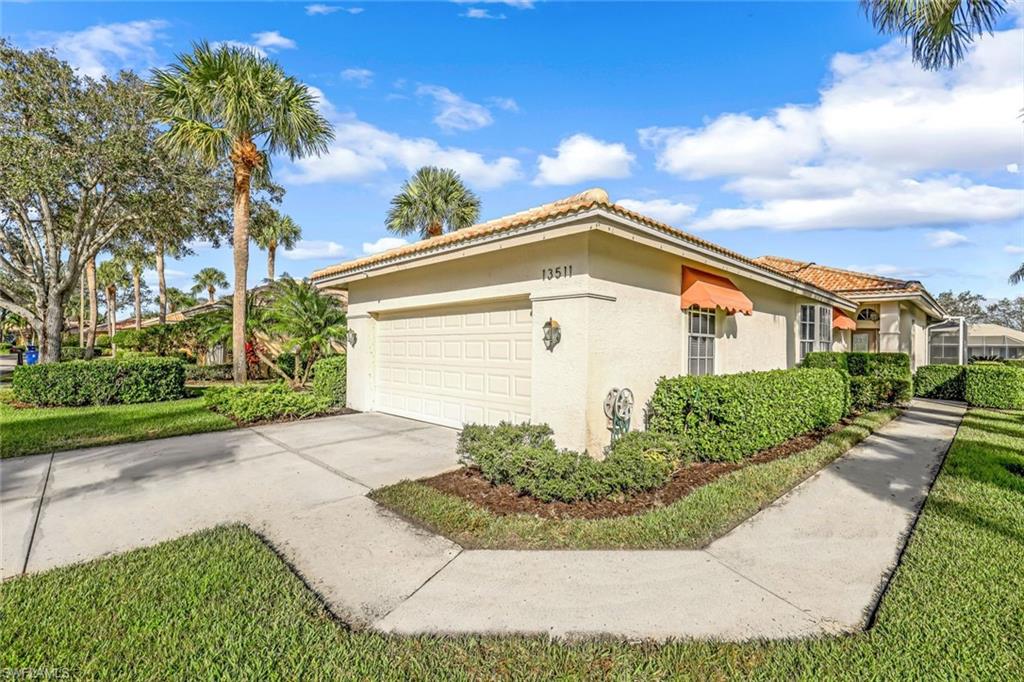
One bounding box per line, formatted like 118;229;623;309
305;4;339;15
926;229;970;248
647;27;1024;232
463;8;506;20
362;237;409;255
845;264;931;279
30;19;168;79
1009;163;1020;174
451;0;534;8
341;67;374;88
488;96;519;112
617;198;697;225
639;107;821;180
534;134;635;186
693;178;1022;232
283;240;347;260
416;84;493;132
252;31;297;51
284;94;521;189
213;40;268;58
1004;244;1024;254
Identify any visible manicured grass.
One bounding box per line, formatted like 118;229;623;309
1;407;1020;678
372;409;899;549
0;394;235;458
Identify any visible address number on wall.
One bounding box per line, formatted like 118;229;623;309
541;265;574;280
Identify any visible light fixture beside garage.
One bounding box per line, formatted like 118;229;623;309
346;329;357;347
542;318;561;352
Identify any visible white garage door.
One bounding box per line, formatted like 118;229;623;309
375;301;533;428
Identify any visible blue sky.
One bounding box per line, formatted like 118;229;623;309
4;1;1023;301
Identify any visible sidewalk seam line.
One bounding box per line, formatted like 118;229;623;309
374;547;464;625
701;549;819;622
248;428;372;490
21;451;55;575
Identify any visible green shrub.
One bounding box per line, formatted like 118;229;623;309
802;351;911;409
647;368;849;462
457;423;687;503
59;346;87;361
964;364;1024;409
1004;358;1024;369
185;363;233;382
312;355;347;406
202;382;330;424
112;329;146;350
914;365;966;400
12;357;185;406
94;334;111;348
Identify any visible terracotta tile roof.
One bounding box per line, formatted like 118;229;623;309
752;255;923;295
311;189;846;304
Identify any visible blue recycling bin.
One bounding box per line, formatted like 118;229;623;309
25;345;39;365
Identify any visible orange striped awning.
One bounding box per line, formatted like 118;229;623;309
681;266;753;316
833;307;857;331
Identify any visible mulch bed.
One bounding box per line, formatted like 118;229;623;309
422;420;851;520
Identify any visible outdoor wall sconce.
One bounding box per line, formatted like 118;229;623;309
347;329;358;347
542;318;561;352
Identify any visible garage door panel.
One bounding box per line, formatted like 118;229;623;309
376;301;532;428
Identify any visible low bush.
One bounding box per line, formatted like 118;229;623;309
914;365;966;400
1004;358;1024;369
964;364;1024;409
802;351;911;410
185;363;234;382
112;328;146;350
12;357;186;406
59;346;87;361
457;423;687;503
203;382;331;424
647;368;848;462
312;355;347;406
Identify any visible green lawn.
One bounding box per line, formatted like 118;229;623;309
372;409;899;549
2;407;1020;678
0;396;235;458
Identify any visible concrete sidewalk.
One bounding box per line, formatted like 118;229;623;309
1;400;964;640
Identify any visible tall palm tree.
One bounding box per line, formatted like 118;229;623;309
269;276;347;386
150;42;333;384
252;208;301;281
163;287;199;314
191;267;229;304
386;166;481;239
860;0;1008;70
117;241;153;330
1010;264;1024;286
84;256;98;359
96;259;130;353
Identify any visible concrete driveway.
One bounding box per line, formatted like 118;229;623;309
1;412;462;625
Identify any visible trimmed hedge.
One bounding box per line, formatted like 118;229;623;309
914;365;966;401
964;364;1024;409
646;368;849;462
202;382;330;424
802;351;912;410
312;355;347;406
12;358;186;407
457;422;686;503
1004;358;1024;369
185;363;233;382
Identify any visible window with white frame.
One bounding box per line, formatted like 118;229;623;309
688;308;715;376
799;304;833;360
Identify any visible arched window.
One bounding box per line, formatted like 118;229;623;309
856;308;880;322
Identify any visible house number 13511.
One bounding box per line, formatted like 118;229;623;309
541;265;573;280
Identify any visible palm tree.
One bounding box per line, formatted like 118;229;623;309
269;276;347;386
163;287;199;314
117;242;153;330
191;267;229;304
386;166;481;239
252;208;301;281
1010;264;1024;286
860;0;1008;70
96;259;130;354
150;42;333;384
84;256;98;359
195;290;290;382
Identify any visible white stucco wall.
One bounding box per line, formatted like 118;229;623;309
716;277;798;373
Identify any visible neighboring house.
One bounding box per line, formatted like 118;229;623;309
966;323;1024;360
312;189;944;455
752;256;944;366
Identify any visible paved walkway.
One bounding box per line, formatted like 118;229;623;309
1;400;964;640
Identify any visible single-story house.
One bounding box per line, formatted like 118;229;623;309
928;321;1024;363
313;189;945;455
